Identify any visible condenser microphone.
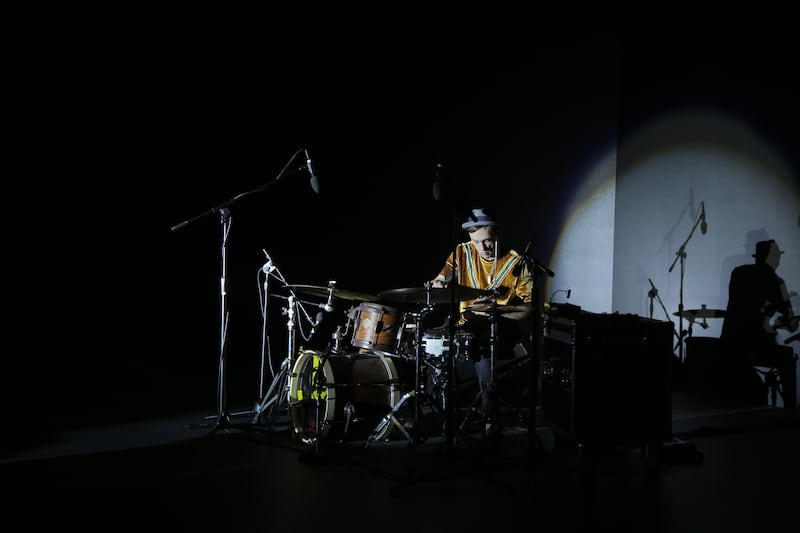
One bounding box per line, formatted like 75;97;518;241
305;149;320;194
320;280;335;312
432;162;444;200
261;248;276;274
311;311;325;335
700;201;707;235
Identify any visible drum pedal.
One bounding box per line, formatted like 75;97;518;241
340;402;355;441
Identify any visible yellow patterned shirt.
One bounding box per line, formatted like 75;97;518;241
435;242;534;322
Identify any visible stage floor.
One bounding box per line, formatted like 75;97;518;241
2;387;799;532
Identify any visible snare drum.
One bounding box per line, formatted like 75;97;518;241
288;350;412;444
348;302;405;356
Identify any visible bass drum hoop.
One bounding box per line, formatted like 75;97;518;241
287;350;405;445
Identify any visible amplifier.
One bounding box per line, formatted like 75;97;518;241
541;310;673;448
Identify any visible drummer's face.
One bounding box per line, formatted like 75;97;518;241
469;227;497;261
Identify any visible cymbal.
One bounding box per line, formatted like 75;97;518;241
467;301;524;315
283;284;378;302
673;308;726;319
378;286;492;304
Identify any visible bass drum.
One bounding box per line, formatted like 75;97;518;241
288;350;411;445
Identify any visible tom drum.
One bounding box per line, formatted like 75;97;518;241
348;302;405;356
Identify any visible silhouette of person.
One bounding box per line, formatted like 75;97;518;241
721;239;798;407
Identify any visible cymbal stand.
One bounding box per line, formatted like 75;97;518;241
252;291;297;426
364;303;438;450
518;246;555;461
457;296;502;438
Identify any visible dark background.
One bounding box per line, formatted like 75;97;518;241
7;13;798;438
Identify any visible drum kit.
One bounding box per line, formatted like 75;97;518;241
265;281;492;448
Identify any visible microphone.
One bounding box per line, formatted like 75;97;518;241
261;248;276;274
521;236;533;257
321;280;335;313
433;162;444;201
530;259;555;277
647;278;658;298
311;311;324;335
566;289;571;299
700;201;707;234
647;278;658;318
305;149;320;194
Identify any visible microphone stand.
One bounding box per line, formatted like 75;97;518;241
668;208;704;364
648;278;681;345
431;160;474;455
171;149;315;438
517;248;554;463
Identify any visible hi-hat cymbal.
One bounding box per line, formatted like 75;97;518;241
673;308;726;319
378;286;492;304
466;301;528;315
283;284;378;302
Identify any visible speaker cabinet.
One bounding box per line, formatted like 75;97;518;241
541;311;673;447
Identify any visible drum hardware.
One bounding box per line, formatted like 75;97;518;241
252;290;300;427
364;284;453;450
456;295;503;438
458;299;537;439
253;279;335;427
341;402;356;440
330;324;347;354
364;305;439;450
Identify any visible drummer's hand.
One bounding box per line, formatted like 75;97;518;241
431;279;446;289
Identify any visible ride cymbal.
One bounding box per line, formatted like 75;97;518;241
283;284;378;302
378;286;491;304
673;308;726;319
